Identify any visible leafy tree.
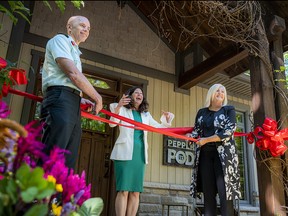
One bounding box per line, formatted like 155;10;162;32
0;1;84;28
282;52;288;88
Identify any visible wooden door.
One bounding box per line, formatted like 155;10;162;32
75;95;116;216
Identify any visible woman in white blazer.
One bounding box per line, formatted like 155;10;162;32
109;86;174;216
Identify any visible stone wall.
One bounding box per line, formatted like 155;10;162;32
138;182;260;216
30;1;175;74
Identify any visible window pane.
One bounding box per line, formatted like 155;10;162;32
87;77;110;89
81;104;108;132
235;112;246;200
236;113;243;124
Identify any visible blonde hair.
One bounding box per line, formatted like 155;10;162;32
204;84;227;107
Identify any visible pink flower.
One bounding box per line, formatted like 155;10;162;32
43;147;69;184
42;147;91;206
62;170;91;205
0;101;11;118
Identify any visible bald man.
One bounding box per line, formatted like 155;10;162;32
40;16;103;169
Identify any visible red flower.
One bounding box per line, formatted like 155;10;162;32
0;57;7;69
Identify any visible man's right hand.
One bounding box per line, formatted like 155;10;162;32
94;101;103;114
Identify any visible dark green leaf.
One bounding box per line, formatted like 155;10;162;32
6;180;17;204
42;1;52;11
71;1;85;9
15;163;30;189
55;1;66;13
0;178;8;192
23;204;48;216
0;5;18;24
14;11;31;24
27;167;45;188
36;188;55;200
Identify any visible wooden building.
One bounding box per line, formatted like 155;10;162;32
1;1;287;215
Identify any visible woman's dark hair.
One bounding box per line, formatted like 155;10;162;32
124;86;149;112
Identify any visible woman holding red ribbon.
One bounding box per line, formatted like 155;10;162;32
187;84;241;216
109;86;174;216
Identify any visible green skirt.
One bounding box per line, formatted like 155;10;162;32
114;110;145;192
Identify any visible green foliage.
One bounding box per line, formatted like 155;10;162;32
71;1;85;9
16;164;55;202
273;52;288;89
0;1;30;25
43;0;85;13
77;197;104;216
0;163;55;216
0;1;85;27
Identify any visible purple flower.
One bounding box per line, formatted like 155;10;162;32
0;101;10;118
13;121;46;170
0;131;18;172
61;202;75;216
74;190;84;204
23;156;37;168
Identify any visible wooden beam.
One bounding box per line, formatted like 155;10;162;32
225;58;249;78
249;19;286;215
178;46;248;89
270;15;288;209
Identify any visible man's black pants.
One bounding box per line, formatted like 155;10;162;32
40;86;82;169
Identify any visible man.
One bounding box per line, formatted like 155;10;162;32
40;16;103;169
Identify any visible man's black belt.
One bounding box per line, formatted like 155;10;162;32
47;86;81;96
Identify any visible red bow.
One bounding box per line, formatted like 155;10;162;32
9;69;27;85
248;117;288;157
0;57;28;98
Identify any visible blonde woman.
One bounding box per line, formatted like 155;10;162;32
188;84;241;216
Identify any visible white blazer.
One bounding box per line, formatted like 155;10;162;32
109;103;174;164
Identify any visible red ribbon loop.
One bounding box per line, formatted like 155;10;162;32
9;69;27;85
249;117;287;156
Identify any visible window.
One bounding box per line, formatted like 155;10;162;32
81;104;107;132
235;111;248;200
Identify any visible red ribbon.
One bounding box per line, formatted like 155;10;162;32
94;109;197;142
2;85;288;156
5;88;43;102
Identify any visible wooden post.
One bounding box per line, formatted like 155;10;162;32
249;18;286;216
269;15;288;210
